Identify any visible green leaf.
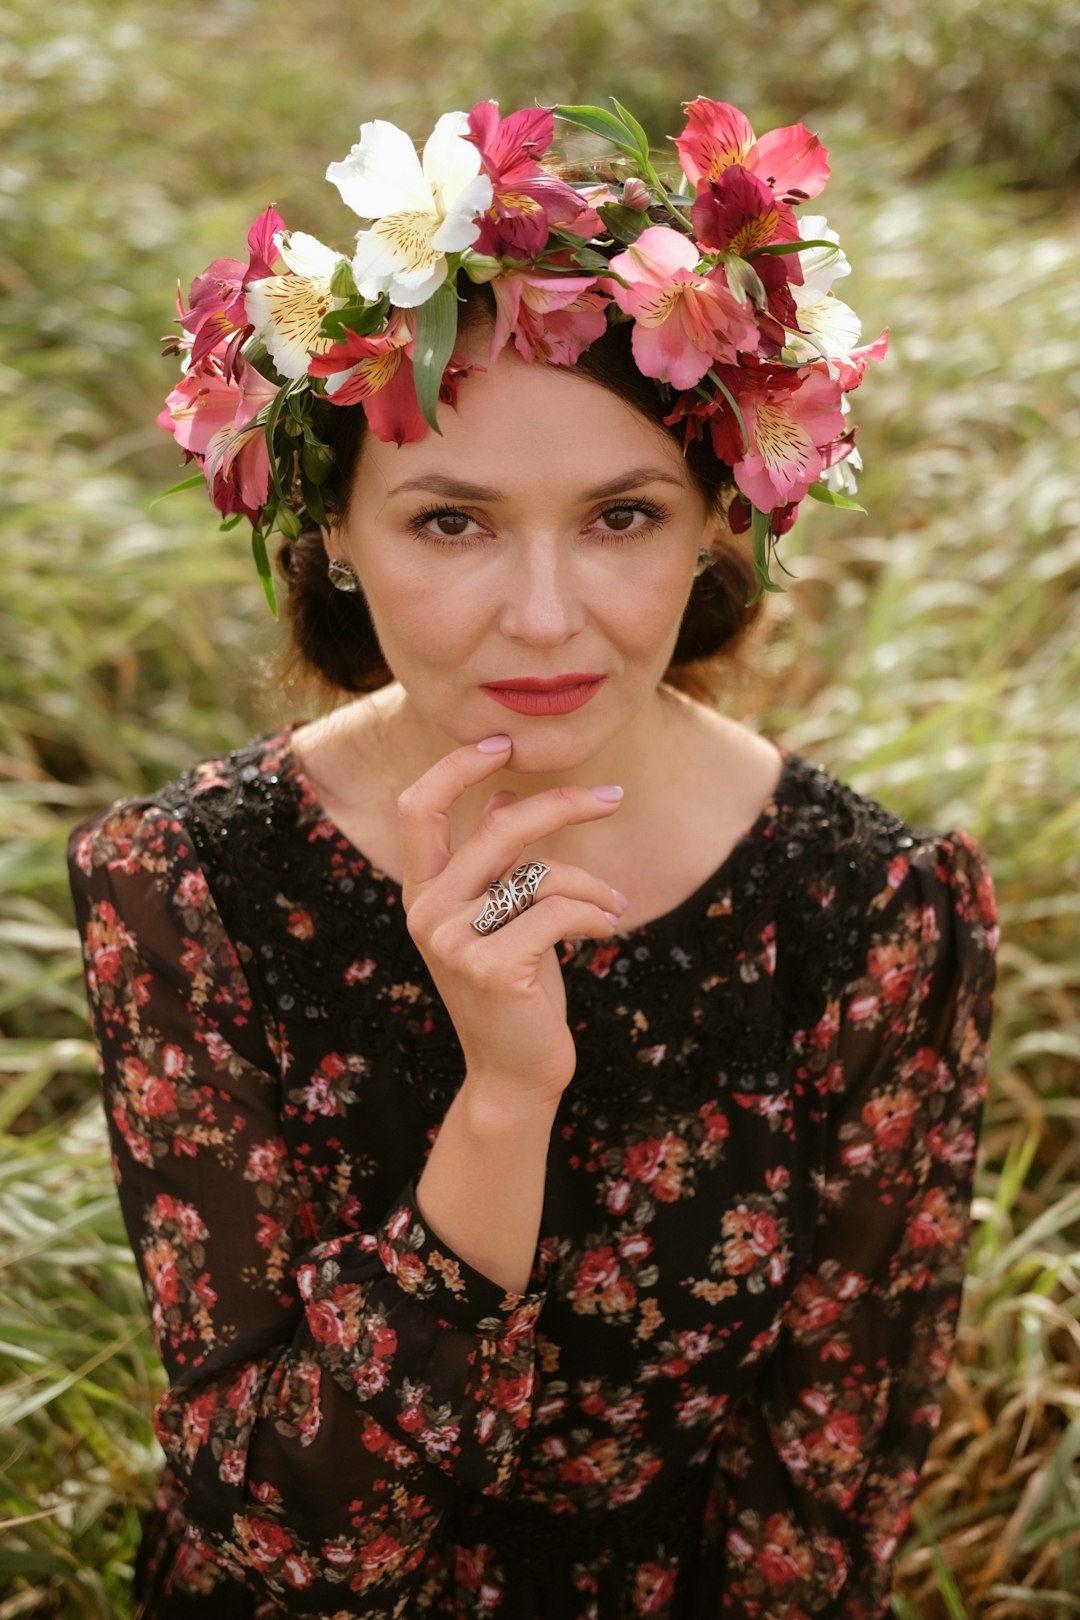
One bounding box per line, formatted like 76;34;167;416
300;475;328;528
251;528;278;618
746;238;839;259
716;251;767;307
567;244;622;273
411;283;459;435
261;378;300;506
610;97;650;161
807;482;867;512
218;513;244;531
750;506;786;597
148;472;205;509
319;299;389;342
597;202;650;244
552;103;641;158
705;368;749;453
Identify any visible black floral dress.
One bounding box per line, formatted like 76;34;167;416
67;723;998;1620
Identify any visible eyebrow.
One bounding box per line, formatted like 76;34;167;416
386;466;687;502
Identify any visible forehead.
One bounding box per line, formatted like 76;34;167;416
353;340;698;499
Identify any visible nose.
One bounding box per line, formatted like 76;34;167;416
497;540;588;647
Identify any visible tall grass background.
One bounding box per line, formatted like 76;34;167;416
1;0;1078;1613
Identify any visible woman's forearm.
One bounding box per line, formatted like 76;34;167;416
414;1078;558;1295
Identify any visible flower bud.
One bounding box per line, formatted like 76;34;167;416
622;178;652;212
276;505;303;541
461;251;504;284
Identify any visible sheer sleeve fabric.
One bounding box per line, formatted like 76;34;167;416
68;800;547;1615
701;831;997;1619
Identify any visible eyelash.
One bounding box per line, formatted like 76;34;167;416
405;499;670;550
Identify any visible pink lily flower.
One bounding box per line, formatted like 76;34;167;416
158;353;277;521
307;313;437;444
609;225;760;390
465;102;600;258
489;270;609;366
179;206;287;375
673;99;830;206
672;361;845;510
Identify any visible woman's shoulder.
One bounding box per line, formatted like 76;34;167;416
66;724;298;884
769;749;997;964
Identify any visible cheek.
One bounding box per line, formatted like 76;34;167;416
359;562;474;661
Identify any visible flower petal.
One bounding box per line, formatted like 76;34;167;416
673;99;756;189
351;212;451;307
244;273;339;378
277;230;344;280
326;119;432;219
421;110;485;210
429;174;491;252
797;217;850;294
754;121;830;203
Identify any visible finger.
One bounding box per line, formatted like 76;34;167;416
397;736;513;891
478;894;623;964
438;783;625;904
453;860;625;942
482;789;519;817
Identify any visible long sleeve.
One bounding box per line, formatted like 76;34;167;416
67;798;547;1615
701;829;997;1618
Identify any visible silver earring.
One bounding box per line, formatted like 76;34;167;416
694;548;714;577
327;557;360;593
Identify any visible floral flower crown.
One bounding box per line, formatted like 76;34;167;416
159;96;887;613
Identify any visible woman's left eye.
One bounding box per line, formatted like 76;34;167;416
593;501;666;541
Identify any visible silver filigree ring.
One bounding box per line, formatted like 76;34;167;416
471;861;551;935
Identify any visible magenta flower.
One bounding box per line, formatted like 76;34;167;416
674;361;845;510
465;101;598;258
489;270;609;365
158;355;276;521
673;99;830;206
179;206;287;374
691;165;802;262
608;225;760;390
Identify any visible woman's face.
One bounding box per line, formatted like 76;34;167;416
328;335;724;776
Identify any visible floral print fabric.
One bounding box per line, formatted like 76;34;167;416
67;725;998;1619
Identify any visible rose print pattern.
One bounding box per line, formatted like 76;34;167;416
67;726;997;1618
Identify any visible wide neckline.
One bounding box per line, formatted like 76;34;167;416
273;720;797;950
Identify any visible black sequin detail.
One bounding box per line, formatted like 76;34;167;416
151;729;920;1125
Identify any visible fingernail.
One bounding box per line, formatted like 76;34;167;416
591;785;624;801
612;889;629;910
477;734;513;753
603;911;621;926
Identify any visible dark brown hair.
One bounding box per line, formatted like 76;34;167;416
275;280;764;708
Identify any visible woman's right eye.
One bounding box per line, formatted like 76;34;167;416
407;506;484;546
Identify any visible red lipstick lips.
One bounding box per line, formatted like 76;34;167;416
481;674;606;716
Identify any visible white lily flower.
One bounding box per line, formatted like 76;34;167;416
326;112;494;309
245;232;346;379
787;215;861;366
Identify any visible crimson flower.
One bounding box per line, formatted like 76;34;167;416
465;101;599;258
180;206;286;375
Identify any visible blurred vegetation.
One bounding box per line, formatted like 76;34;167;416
1;0;1078;1614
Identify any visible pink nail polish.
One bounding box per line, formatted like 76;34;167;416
603;911;620;926
613;889;629;910
477;734;513;753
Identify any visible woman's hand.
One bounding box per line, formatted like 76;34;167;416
398;735;627;1115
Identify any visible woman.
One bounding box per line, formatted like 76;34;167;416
68;96;997;1618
